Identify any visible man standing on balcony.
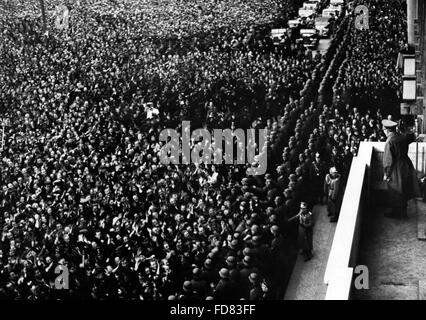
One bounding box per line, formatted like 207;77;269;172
382;120;421;219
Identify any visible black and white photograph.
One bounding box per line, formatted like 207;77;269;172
0;0;426;310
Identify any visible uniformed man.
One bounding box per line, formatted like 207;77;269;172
324;167;342;223
191;268;209;297
382;119;421;219
309;153;328;204
288;202;314;261
213;268;236;300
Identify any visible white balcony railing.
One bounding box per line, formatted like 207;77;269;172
323;141;426;300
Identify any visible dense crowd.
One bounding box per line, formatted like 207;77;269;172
333;0;407;117
317;0;409;174
0;0;407;300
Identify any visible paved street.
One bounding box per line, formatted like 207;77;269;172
284;205;337;300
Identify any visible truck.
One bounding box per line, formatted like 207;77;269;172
298;8;315;18
299;29;319;48
270;28;288;46
322;7;338;18
302;1;319;11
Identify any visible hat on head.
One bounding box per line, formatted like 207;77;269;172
329;167;338;174
219;268;230;279
243;255;251;266
204;259;213;269
251;224;260;233
249;273;259;284
252;235;261;244
183;281;192;290
226;256;236;265
193;268;202;277
382;119;397;129
211;247;219;255
269;215;278;224
229;239;239;249
243;247;251;256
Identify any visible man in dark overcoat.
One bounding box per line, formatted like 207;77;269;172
382;119;421;218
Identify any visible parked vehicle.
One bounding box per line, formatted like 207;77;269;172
330;0;344;6
270;28;288;45
298;8;315;18
299;28;319;48
302;1;319;11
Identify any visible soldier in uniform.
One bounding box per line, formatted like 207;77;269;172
288;202;314;261
382;120;421;218
324;167;342;223
309;153;328;204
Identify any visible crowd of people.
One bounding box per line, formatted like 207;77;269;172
0;0;407;300
333;0;407;117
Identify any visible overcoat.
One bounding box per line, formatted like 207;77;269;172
383;131;421;207
324;173;342;216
